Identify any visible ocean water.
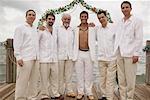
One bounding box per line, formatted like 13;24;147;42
137;51;146;75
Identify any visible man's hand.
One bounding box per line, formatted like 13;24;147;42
88;22;95;27
132;56;139;64
38;26;46;31
17;59;24;67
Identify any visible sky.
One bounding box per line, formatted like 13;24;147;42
0;0;150;44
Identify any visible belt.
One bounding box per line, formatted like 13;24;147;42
79;48;89;51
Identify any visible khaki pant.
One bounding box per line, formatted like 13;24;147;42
58;60;74;94
40;63;60;98
15;60;40;100
75;51;93;95
117;54;137;100
98;60;117;100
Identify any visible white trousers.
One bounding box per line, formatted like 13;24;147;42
39;63;60;98
117;52;137;100
58;60;74;94
98;60;117;100
75;51;93;95
15;60;40;100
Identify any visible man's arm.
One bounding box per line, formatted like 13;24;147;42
13;26;24;66
133;19;143;63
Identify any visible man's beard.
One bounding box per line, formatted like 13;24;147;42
48;22;53;27
63;23;69;28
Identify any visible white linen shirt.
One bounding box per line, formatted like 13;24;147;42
13;22;39;61
39;28;58;63
56;26;74;60
96;23;116;61
114;15;143;57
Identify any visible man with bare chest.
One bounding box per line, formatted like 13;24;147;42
73;11;96;100
79;24;89;51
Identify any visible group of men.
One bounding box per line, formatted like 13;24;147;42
13;1;143;100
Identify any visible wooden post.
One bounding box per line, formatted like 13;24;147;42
5;39;16;83
146;40;150;85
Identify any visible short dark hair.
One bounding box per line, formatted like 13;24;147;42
26;9;36;17
80;11;88;18
97;10;107;16
46;13;55;20
121;1;132;8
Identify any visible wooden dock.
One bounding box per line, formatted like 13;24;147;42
0;83;150;100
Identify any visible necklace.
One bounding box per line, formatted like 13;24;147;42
79;27;88;31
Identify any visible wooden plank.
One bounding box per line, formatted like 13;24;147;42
2;88;15;100
0;83;15;99
146;40;150;85
5;39;16;83
134;84;150;100
6;39;12;83
0;84;7;89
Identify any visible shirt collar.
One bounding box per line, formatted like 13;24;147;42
122;15;134;22
61;25;71;30
24;22;33;27
99;23;110;29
